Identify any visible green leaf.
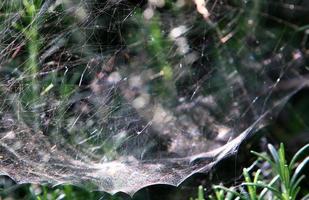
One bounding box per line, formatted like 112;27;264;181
291;157;308;186
300;194;309;200
243;168;257;200
213;186;243;199
242;182;282;199
197;185;205;200
268;144;280;167
251;151;274;166
253;169;261;184
291;175;305;199
258;175;280;200
289;143;309;170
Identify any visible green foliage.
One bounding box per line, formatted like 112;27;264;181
0;0;308;199
9;0;42;131
0;184;121;200
190;186;206;200
194;143;309;200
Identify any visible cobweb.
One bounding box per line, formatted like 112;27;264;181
0;0;308;195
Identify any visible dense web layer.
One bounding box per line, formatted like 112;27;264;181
0;0;308;195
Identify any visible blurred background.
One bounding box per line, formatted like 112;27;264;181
0;0;308;199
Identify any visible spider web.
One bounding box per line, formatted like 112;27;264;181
0;0;308;195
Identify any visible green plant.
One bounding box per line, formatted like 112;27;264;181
192;143;308;200
10;0;44;130
247;143;309;200
1;184;119;200
190;185;206;200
